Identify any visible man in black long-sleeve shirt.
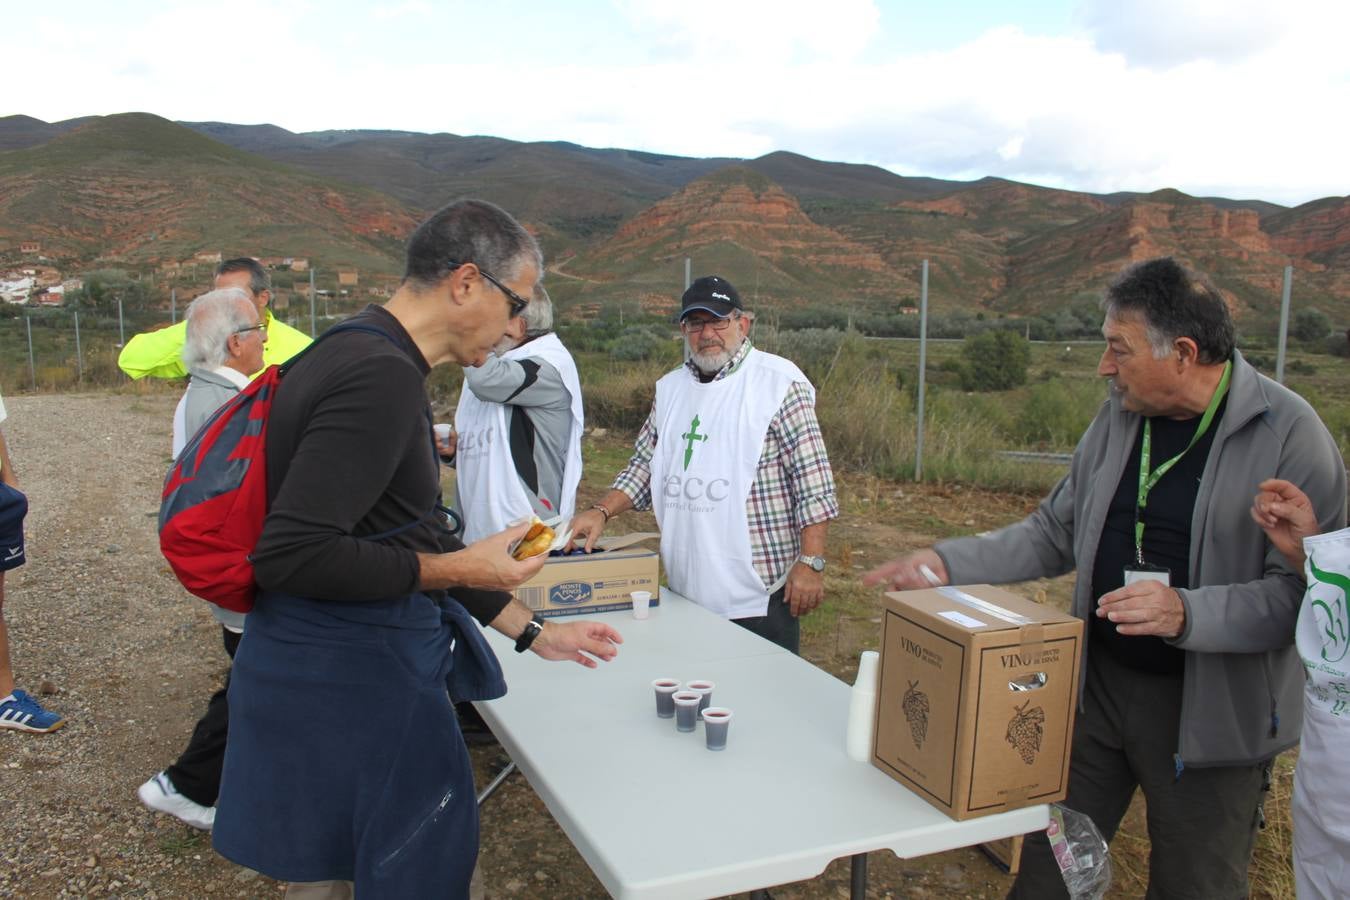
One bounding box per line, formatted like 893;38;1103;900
213;200;622;900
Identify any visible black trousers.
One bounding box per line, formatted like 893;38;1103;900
166;626;240;807
1007;646;1268;900
732;587;800;654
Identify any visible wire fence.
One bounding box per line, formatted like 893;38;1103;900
0;304;354;394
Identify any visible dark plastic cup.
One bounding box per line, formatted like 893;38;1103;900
702;707;733;750
652;678;680;718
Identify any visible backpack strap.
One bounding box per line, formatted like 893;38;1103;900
293;318;466;542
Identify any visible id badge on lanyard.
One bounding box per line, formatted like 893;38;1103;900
1129;360;1231;590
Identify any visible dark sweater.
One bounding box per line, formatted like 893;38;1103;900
1091;396;1227;674
251;306;511;626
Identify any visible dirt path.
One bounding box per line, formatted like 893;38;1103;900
1;392;1291;899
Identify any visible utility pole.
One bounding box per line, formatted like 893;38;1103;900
309;268;316;337
171;287;177;324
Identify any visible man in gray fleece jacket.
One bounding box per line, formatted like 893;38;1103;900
866;257;1345;898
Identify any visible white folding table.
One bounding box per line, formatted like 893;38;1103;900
475;589;1046;899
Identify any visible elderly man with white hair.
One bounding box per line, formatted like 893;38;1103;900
453;284;584;542
139;286;266;831
169;288;268;457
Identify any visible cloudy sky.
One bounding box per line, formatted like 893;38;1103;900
17;0;1348;207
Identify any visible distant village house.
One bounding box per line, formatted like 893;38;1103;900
337;269;359;286
19;241;40;254
0;276;34;304
194;251;222;264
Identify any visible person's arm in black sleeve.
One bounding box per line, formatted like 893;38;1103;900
438;531;513;626
252;357;427;600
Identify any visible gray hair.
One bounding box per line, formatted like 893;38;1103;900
403;199;542;292
182;288;256;370
521;283;554;337
1102;257;1235;364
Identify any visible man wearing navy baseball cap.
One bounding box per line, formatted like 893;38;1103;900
572;275;839;653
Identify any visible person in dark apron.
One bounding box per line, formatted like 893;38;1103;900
212;200;621;899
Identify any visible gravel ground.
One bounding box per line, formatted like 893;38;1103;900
0;392;1022;900
0;393;283;899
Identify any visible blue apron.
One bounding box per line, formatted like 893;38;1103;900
213;589;505;897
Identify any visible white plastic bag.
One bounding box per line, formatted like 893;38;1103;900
1047;803;1112;900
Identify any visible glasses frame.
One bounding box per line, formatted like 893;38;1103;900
446;260;530;318
680;314;738;334
232;323;267;337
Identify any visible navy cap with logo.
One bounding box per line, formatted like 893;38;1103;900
679;276;743;321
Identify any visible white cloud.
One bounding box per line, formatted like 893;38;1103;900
1075;0;1295;66
13;0;1349;206
614;0;881;64
370;1;433;20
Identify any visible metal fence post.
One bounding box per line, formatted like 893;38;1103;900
915;260;930;482
73;311;84;383
25;314;35;391
1275;265;1293;384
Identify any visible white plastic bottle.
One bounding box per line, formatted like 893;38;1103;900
846;650;880;762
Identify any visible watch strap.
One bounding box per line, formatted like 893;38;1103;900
514;613;545;653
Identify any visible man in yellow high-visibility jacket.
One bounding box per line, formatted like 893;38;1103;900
118;258;312;379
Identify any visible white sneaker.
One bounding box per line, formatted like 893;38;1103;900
137;771;216;830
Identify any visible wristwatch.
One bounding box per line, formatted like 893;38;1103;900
514;613;545;653
797;554;826;573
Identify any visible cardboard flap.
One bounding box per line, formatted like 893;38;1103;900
595;532;661;551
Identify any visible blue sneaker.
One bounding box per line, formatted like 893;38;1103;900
0;689;66;733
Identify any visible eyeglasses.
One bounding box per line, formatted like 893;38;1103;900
681;315;736;334
446;260;530;318
233;323;267;337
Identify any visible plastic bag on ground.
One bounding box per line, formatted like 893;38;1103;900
1047;802;1112;900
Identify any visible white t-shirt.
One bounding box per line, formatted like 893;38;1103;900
0;389;7;425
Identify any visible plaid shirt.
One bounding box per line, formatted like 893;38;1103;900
612;339;839;590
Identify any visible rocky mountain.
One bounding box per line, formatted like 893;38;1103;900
0;114;416;272
1;113;1346;325
559;166;903;315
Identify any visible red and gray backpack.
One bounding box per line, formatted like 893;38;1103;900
158;322;458;613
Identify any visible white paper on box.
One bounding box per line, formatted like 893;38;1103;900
938;609;987;629
937;586;1034;625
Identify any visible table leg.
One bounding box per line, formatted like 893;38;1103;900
476;760;517;806
850;852;867;899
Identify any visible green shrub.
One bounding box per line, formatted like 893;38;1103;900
960;330;1030;392
1014;380;1106;449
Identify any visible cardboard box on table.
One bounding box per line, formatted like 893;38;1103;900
873;584;1083;821
514;533;660;618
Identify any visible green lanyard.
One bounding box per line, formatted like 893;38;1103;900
1133;360;1232;565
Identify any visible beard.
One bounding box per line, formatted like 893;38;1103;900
688;338;739;374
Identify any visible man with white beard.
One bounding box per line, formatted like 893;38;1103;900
571;276;838;653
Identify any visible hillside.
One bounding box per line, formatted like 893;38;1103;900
0;113;1346;324
561;166;906;315
0;114;416;271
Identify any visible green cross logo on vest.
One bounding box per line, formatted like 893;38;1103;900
681;414;709;471
1309;553;1350;664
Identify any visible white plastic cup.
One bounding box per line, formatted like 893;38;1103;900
685;680;715;715
631;590;652;620
652;678;680;718
702;707;733;750
433;423;452;442
672;691;701;732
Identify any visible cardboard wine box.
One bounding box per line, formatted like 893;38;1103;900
873;584;1083;821
513;533;660;618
